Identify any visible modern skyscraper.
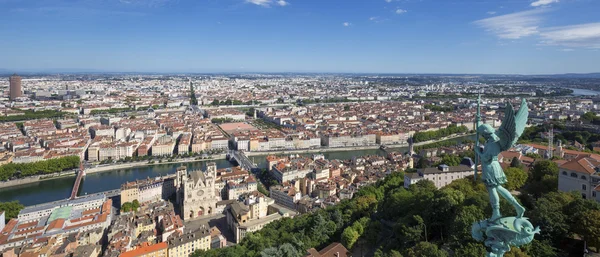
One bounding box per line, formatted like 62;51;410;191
9;74;22;100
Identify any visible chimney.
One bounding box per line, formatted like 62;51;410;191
335;252;339;257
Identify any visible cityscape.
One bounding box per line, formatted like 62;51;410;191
1;0;600;257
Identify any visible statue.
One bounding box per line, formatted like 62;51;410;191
471;98;540;257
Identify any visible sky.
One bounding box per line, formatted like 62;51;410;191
0;0;599;74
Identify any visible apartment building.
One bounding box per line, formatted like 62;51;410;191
558;155;600;202
404;161;474;189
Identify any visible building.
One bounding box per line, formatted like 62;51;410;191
120;175;176;205
558;155;600;201
404;161;474;189
119;242;168;257
73;245;102;257
226;192;294;243
271;157;314;183
270;184;301;211
152;135;176;156
9;74;22;100
0;211;4;232
210;227;226;249
167;223;211;257
176;164;220;220
305;242;351;257
0;195;113;252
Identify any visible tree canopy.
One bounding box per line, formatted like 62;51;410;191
0;156;80;181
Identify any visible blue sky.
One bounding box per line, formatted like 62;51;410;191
0;0;599;74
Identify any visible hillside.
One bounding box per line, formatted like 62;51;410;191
192;160;600;257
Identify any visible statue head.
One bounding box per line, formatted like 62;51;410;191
478;124;498;142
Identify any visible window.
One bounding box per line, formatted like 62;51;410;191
581;175;587;180
571;173;578;178
562;171;567;176
583;184;587;190
582;193;587;199
593;192;597;197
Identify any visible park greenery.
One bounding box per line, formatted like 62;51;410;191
0;156;80;181
190;83;198;106
0;201;24;222
192;159;597;257
121;200;140;213
0;109;68;122
520;123;600;152
211;118;237;124
412;125;469;143
90;107;135;115
423;104;454;112
211;99;255;106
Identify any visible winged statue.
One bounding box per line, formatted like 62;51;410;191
475;98;529;221
471;98;539;257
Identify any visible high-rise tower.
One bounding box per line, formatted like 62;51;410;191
9;74;22;100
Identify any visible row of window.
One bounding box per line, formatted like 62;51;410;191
563;171;587;180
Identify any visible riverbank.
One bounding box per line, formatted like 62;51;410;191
0;133;473;190
245;133;474;157
0;170;77;189
85;154;227;174
0;154;227;190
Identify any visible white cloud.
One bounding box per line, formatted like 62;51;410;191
487;11;496;15
395;9;407;14
385;0;392;2
561;48;574;52
474;9;547;39
370;17;378;21
246;0;287;7
343;22;351;27
246;0;270;6
540;23;600;49
531;0;558;7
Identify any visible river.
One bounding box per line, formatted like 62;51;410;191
569;88;600;96
0;135;474;206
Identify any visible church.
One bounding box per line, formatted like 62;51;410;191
175;163;221;220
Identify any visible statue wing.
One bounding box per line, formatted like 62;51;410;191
495;99;528;152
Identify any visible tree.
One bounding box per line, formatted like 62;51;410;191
190;81;198;105
132;200;140;210
574;210;600;250
406;242;449;257
0;201;24;222
503;247;530;257
341;227;359;249
453;243;486;257
510;157;523;169
526;239;556;257
527;160;559;198
344;105;350;111
436;154;461;167
504;167;528;190
449;205;485;243
121;202;133;213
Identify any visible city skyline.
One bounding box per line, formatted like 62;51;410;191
1;0;600;74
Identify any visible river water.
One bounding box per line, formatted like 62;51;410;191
0;135;474;206
569;88;600;96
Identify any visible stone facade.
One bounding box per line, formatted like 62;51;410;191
176;164;221;220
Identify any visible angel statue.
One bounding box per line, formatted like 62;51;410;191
472;98;539;257
475;98;528;221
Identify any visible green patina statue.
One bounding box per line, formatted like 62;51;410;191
471;98;540;257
